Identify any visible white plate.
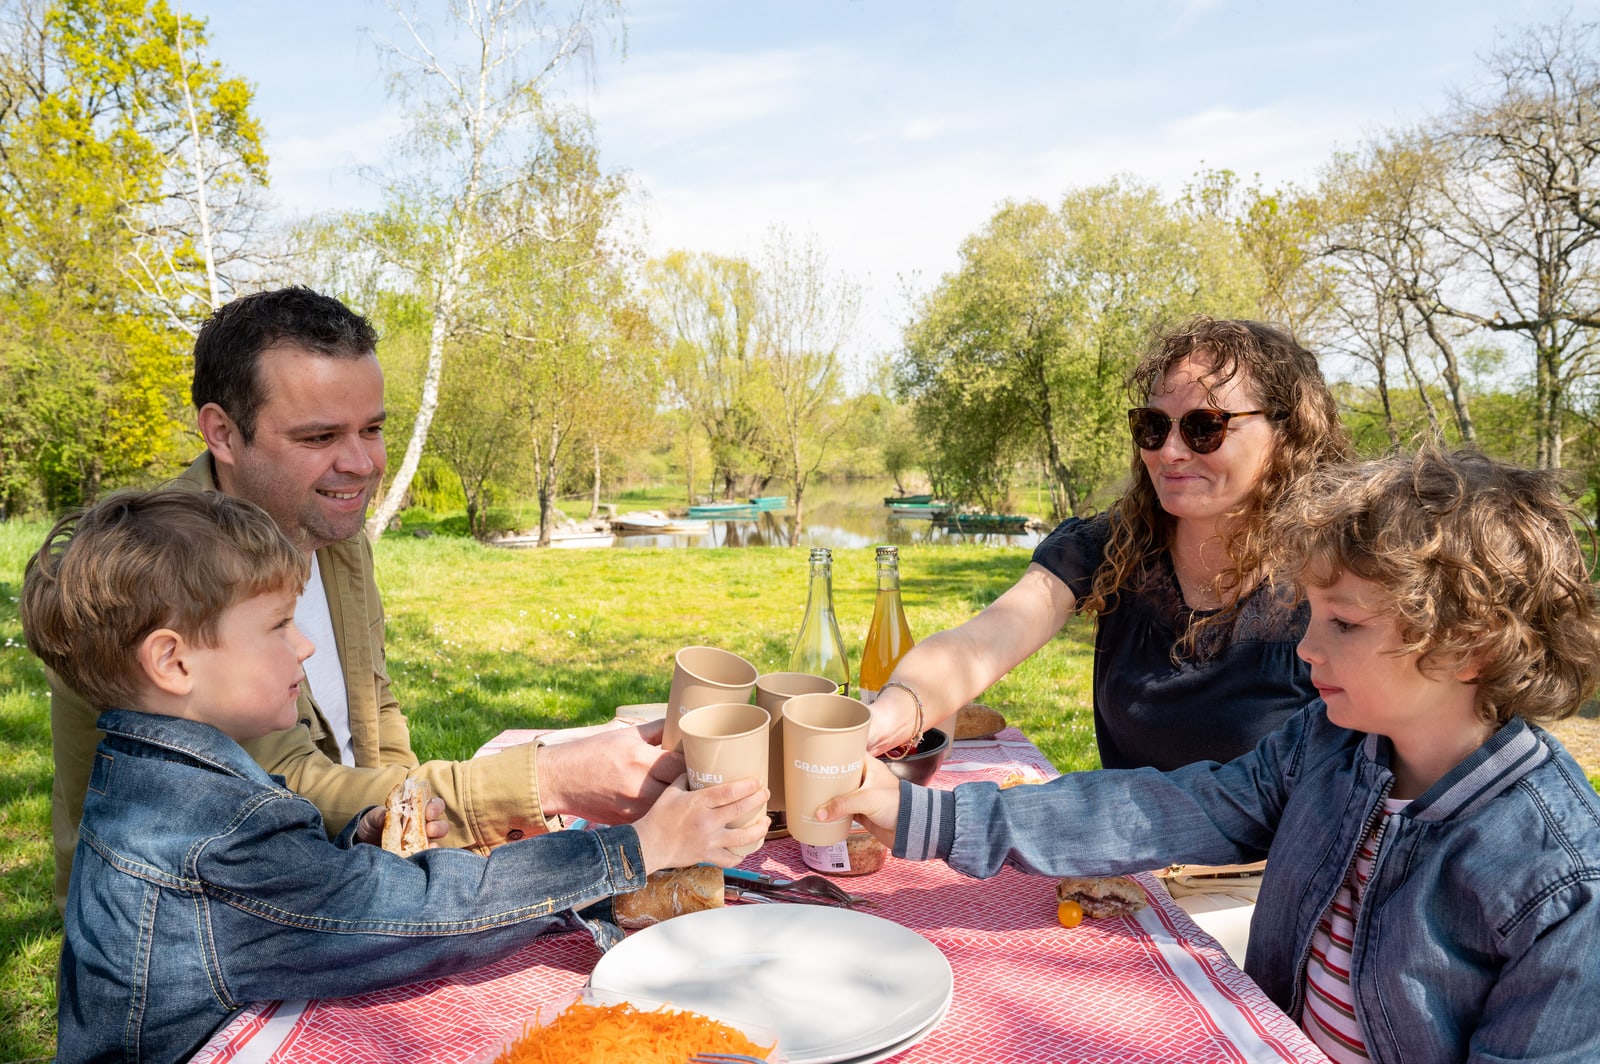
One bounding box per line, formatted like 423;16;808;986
832;987;950;1064
589;905;953;1064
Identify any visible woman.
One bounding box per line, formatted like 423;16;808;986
869;317;1353;771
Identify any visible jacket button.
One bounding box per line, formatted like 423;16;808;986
507;829;525;841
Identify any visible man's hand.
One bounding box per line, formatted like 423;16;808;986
535;719;685;824
353;794;450;848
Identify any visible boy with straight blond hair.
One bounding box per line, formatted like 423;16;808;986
22;488;766;1064
823;448;1600;1064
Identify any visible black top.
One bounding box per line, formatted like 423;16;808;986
1031;514;1313;771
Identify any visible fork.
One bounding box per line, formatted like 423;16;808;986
721;867;875;908
688;1054;770;1063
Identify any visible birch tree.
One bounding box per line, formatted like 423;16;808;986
364;0;621;539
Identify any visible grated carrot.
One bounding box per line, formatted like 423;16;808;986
491;999;776;1063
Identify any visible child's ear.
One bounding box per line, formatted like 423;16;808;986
138;628;194;696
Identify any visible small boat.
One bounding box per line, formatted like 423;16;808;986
747;495;788;510
492;527;615;549
886;500;951;518
941;513;1031;533
609;510;711;536
883;493;934;506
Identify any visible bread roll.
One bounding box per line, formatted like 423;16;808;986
1055;875;1149;919
381;778;432;857
954;702;1006;740
614;865;724;929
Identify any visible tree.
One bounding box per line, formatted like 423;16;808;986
0;0;260;510
898;179;1261;519
478;111;650;545
745;228;860;534
363;0;622;539
1427;19;1600;468
648;250;767;498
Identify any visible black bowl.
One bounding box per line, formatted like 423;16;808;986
878;727;952;785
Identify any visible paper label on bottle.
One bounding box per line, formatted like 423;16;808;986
799;841;852;873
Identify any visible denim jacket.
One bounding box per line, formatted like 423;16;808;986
896;705;1600;1064
58;709;645;1064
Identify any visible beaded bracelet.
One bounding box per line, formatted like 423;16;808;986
880;679;924;760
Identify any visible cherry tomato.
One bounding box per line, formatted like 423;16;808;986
1057;899;1084;928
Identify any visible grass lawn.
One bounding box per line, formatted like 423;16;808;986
6;520;1597;1063
0;528;1092;1063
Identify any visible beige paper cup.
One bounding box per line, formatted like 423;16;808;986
755;672;841;812
661;646;758;751
678;702;771;857
782;693;871;845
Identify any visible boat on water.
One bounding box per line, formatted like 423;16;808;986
687;495;788;519
609;510;712;535
492;528;616;549
885;500;951;518
941;512;1031;533
883;493;935;506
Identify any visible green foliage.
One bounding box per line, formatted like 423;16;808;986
898;179;1261;519
408;455;468;513
0;0;263;513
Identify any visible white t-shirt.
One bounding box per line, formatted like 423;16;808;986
296;553;354;766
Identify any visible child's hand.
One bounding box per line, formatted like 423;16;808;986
632;775;768;874
354;794;450;849
815;757;902;846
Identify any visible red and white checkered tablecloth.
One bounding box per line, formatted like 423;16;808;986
192;727;1329;1064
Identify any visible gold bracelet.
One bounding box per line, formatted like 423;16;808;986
880;680;924;760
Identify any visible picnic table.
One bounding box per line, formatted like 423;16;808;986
191;725;1328;1063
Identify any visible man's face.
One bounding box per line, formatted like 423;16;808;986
204;345;387;552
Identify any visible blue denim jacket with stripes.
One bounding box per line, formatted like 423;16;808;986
895;705;1600;1064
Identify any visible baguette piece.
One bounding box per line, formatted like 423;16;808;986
381;778;432;858
614;866;724;929
1055;875;1149;920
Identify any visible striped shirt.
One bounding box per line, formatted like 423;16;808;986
1304;797;1409;1062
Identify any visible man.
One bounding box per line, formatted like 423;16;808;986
49;285;682;911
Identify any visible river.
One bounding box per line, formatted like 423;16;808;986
608;479;1049;550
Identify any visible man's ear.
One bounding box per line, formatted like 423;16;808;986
197;402;243;466
138;628;193;697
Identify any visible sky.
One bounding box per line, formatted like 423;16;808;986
188;0;1600;372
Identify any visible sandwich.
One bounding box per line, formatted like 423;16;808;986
613;865;724;928
381;778;433;858
1055;875;1149;920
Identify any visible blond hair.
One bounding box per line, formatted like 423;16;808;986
20;489;308;711
1270;448;1600;725
1083;316;1353;655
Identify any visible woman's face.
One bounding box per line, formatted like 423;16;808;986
1138;357;1278;531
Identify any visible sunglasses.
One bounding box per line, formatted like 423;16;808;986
1127;407;1282;455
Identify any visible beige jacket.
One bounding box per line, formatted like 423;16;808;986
49;454;552;912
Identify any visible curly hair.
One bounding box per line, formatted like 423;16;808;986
1269;448;1600;726
1082;317;1353;654
20;488;309;712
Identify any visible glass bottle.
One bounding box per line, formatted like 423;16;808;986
858;545;915;704
788;547;851;696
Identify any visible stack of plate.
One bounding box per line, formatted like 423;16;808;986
589;905;953;1064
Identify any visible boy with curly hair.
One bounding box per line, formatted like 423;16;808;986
825;448;1600;1063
